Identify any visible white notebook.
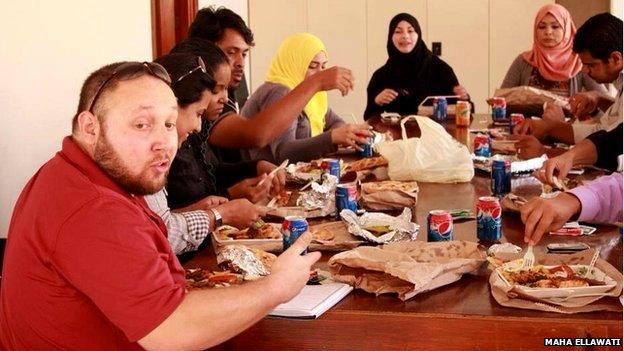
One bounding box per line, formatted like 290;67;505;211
269;283;353;319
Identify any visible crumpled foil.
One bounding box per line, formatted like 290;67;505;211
216;245;270;278
297;173;338;210
487;243;522;256
340;208;419;244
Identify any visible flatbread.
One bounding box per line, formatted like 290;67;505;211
362;180;418;194
344;156;388;172
311;228;335;242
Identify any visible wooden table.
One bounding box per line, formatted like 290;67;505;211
189;114;623;351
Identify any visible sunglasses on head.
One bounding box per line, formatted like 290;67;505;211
88;61;171;113
173;56;207;85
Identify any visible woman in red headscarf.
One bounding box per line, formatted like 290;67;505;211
501;4;606;97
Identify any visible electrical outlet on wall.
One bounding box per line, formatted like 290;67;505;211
432;42;442;56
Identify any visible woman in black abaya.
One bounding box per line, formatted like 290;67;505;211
364;13;469;119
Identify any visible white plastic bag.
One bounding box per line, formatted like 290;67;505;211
376;115;474;183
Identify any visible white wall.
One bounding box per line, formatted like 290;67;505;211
612;0;624;19
198;0;251;90
248;0;553;119
0;0;153;238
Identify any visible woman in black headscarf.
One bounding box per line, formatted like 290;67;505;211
364;13;469;119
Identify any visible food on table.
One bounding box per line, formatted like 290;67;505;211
185;268;244;290
215;221;281;241
361;180;418;193
363;225;393;237
217;245;276;277
501;263;605;288
311;228;335;241
344;156;388;172
248;219;281;239
274;190;294;207
249;247;277;270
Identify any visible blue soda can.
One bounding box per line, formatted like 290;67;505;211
476;196;502;241
336;183;358;219
433;97;448;121
509;113;525;134
358;139;373;157
473;134;492;157
321;159;341;179
282;216;309;253
491;159;511;196
491;97;507;122
427;210;453;242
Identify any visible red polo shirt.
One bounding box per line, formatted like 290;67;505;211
0;137;186;350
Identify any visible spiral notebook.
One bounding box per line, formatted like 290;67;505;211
269;283;353;319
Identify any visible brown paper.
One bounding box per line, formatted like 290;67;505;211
488;249;623;313
328;241;486;300
359;181;419;211
308;221;364;251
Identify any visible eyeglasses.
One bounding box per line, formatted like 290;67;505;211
87;61;171;113
173;56;207;85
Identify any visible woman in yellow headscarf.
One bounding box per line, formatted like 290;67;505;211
241;33;372;163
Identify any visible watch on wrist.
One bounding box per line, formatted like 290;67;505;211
210;208;223;227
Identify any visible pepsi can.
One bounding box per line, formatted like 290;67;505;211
336;183;358;219
476;196;502;241
491;97;507;122
427;210;453;242
321;158;341;179
509;113;525;134
491;159;511;196
282;216;309;253
473;133;492;157
358;140;373;158
433;97;448;121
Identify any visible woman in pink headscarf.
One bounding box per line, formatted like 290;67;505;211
501;4;605;97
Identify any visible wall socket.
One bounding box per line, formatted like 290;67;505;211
432;42;442;56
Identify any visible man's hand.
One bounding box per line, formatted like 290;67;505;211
534;151;576;185
227;174;273;203
309;66;354;96
267;232;321;303
256;160;286;197
330;123;374;150
216;199;266;229
569;91;599;117
520;193;581;245
374;89;399;106
514;135;546;160
512;118;552;139
542;103;565;123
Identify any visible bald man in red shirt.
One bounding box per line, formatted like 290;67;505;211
0;61;319;350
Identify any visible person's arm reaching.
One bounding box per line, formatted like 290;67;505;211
138;233;321;351
144;191;214;255
568;172;623;223
536;139;598;184
209;66;354;149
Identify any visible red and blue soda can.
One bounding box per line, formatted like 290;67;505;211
476;196;502;242
321;158;341;179
509;113;525;134
282;216;309;253
491;159;511;196
358;140;373;157
491;97;507;122
433;97;448;121
427;210;453;242
473;133;492;157
336;183;358;219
